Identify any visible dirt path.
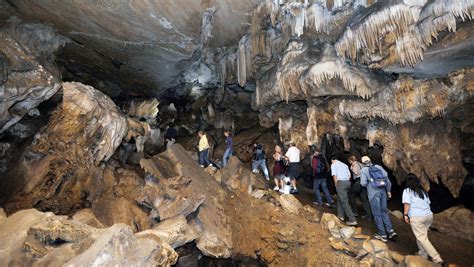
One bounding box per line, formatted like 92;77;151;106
294;187;474;266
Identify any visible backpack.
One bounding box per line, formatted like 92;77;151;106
368;165;388;188
312;155;326;177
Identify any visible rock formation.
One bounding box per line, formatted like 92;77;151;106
1;0;474;266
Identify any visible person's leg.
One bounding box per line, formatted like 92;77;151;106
198;150;204;166
339;181;356;223
335;182;344;220
252;160;258;172
361;187;372;218
260;160;270;180
415;239;429;259
410;215;443;263
349;180;360;215
223;148;231;167
370;193;387;236
313;179;323;204
380;192;394;233
321;179;334;205
203;149;211;166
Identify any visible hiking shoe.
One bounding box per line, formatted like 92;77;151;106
374;234;388;242
388;231;398;239
273;186;280;191
346;221;358;226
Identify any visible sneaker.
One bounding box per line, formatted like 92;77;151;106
346;221;358;226
388;231;398;239
279;189;284;193
374;234;388;242
290;188;299;194
313;201;322;206
324;202;332;207
252;169;259;174
265;177;270;181
200;165;205;168
338;217;345;222
273;186;280;191
434;260;445;266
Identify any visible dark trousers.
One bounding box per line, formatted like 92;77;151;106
349;179;372;217
199;149;211;166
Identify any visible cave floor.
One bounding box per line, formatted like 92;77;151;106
289;186;474;266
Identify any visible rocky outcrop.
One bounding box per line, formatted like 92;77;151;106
0;19;66;133
0;209;178;266
432;206;474;242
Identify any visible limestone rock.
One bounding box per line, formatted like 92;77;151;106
278;194;303;214
432;206;474;242
339;227;356;240
390;251;405;264
362;239;389;254
0;208;6;223
390;210;403;220
136;215;197;249
251;189;267;199
405;255;437;267
72;209;105;229
321;213;343;230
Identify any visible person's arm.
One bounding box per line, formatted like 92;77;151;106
403;203;410;224
360;168;367;187
331;165;338;185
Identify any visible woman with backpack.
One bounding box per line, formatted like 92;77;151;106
311;150;334;207
402;174;444;265
360;156;397;242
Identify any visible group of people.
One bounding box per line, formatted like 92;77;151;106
190;129;444;265
316;153;444;264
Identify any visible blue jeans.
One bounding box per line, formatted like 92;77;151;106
370;191;394;236
252;159;269;179
199;149;211;167
314;178;333;204
222;148;232;167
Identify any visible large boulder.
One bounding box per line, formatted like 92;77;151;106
432;206;474;242
136;215;197;249
0;209;178;266
278;194;303;214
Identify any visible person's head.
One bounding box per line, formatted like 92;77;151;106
330;155;338;163
348;155;358;164
406;173;427;199
253;143;258;148
361;156;371;165
198;130;204;137
289;142;295;147
275;145;282;153
224;129;230;137
313;149;321;156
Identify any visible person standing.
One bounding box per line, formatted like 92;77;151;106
222;129;233;167
198;131;213;168
164;122;177;149
402;174;444;265
348;155;372;219
252;143;270;180
285;142;301;194
312;150;334;207
360;156;397;242
272;145;285;191
331;156;357;226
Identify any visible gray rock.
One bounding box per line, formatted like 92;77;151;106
136;215;197;249
390;210;403;220
339;227;355;240
278;194;303;214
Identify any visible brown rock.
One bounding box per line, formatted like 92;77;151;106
405;255;437;267
432;206;474;242
278;194;303;214
72;209;105;229
321;213;343;230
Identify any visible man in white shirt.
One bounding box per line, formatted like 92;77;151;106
285;142;301;194
331;155;357;226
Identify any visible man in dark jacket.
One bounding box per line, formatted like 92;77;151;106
252;143;270;180
312;150;334;207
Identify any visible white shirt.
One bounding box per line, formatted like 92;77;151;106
285;146;300;163
331;160;351;181
402;189;432;217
